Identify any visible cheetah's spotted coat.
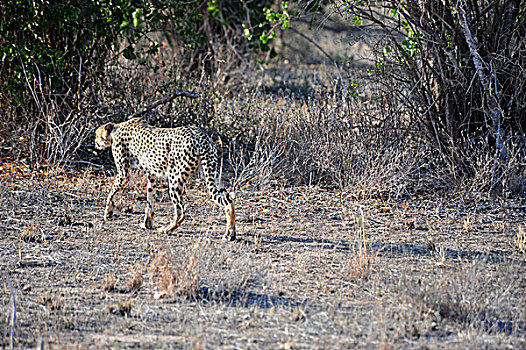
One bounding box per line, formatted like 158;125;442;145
95;118;236;240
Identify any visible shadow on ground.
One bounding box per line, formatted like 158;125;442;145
262;234;526;266
195;286;305;309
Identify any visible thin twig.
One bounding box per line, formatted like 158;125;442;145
7;273;16;350
68;160;105;168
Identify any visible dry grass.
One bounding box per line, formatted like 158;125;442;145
106;298;133;317
516;226;526;254
100;272;116;292
36;292;64;313
347;208;376;280
149;247;201;298
1;168;525;349
124;264;144;293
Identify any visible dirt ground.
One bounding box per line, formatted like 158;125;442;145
1;166;526;349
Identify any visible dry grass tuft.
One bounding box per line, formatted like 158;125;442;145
124;264;145;292
101;272;116;292
149;244;201;298
348;208;376;280
36;292;63;312
515;225;526;254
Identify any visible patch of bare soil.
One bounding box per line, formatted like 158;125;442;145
1;168;526;349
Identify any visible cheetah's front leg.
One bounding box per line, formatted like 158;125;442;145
104;174;127;220
140;176;156;230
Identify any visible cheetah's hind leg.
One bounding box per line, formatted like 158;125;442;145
157;215;186;234
157;175;186;234
223;202;236;241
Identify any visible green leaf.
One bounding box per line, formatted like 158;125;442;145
264;8;275;22
132;8;141;27
242;24;252;40
207;1;220;18
260;33;268;44
353;14;362;25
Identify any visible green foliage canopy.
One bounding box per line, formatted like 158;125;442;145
1;0;144;104
0;0;277;108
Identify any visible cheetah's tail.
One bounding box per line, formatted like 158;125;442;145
200;149;233;208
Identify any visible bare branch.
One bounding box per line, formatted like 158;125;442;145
128;90;199;119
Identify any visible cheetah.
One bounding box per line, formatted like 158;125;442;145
95;118;236;241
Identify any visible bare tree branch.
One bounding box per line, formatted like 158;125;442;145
128;90;199;119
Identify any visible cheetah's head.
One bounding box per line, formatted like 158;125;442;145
95;123;115;149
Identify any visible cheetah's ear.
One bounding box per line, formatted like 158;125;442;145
102;122;114;136
100;122;114;142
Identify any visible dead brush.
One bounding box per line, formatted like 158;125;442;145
148;243;202;298
348;208;376;280
395;257;523;335
101;272;116;292
253;93;423;197
124;264;144;292
227;129;286;190
515;225;526;254
451;141;526;196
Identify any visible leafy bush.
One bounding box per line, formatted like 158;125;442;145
1;1;141;107
340;1;526;191
0;0;276;165
0;0;277;108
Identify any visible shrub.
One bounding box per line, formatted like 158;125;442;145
340;0;526;191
